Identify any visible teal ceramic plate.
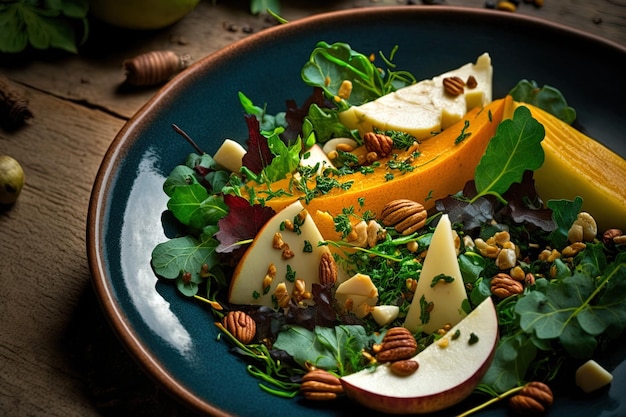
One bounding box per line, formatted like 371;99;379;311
87;6;626;417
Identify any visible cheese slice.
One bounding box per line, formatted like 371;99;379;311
404;214;468;334
338;53;492;140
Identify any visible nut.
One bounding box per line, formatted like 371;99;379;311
380;199;428;235
602;228;623;244
466;74;478;88
274;282;290;308
562;241;586;257
319;252;338;287
300;369;344;401
390;359;419;376
491;273;524;298
363;131;394;157
442;76;465;96
495;247;517;270
509;381;554;416
377;327;418;363
222;311;256;344
568;212;597;242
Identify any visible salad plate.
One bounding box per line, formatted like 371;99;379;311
87;6;626;417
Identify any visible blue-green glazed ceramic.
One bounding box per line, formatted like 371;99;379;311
88;6;626;417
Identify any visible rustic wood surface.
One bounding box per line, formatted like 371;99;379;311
0;0;624;416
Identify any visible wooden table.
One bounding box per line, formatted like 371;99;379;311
0;1;624;416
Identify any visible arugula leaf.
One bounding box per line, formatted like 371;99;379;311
263;131;301;183
509;80;576;124
472;106;545;203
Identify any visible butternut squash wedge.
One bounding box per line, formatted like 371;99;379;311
504;101;626;231
242;97;508;240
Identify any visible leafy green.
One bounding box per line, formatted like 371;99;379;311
238;91;287;132
167;185;229;231
547;197;583;248
273;325;376;375
250;0;280;15
301;41;415;110
472;106;545;203
509;80;576;124
0;0;89;53
151;235;220;296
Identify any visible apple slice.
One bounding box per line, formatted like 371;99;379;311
404;214;468;334
228;200;331;308
341;297;498;414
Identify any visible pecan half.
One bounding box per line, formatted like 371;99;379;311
390;359;419;376
300;369;343;401
490;273;524;299
222;311;256;344
377;327;418;363
443;76;465;96
380;199;427;235
363;131;394;157
509;381;554;416
319;252;338;286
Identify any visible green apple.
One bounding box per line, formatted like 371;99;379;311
0;155;25;206
89;0;201;30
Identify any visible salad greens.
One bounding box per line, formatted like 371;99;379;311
509;79;577;124
0;0;89;53
150;41;625;413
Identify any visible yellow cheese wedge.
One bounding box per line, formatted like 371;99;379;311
505;101;626;231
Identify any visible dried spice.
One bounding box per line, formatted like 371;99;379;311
0;75;33;130
122;50;192;86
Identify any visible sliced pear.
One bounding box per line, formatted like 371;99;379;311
228;200;331;308
404;214;468;334
341;297;498;414
338;53;492;140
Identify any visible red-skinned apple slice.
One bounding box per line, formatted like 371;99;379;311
341;297;498;414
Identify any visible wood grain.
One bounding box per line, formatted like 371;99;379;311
0;1;624;416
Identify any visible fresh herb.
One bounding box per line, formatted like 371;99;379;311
0;0;89;53
430;273;455;287
509;79;576;124
455;120;472;144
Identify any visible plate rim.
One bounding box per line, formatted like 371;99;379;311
86;5;626;416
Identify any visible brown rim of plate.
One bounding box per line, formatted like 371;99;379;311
86;5;625;416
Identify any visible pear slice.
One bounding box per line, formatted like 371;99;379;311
228;200;331;308
341;297;498;414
